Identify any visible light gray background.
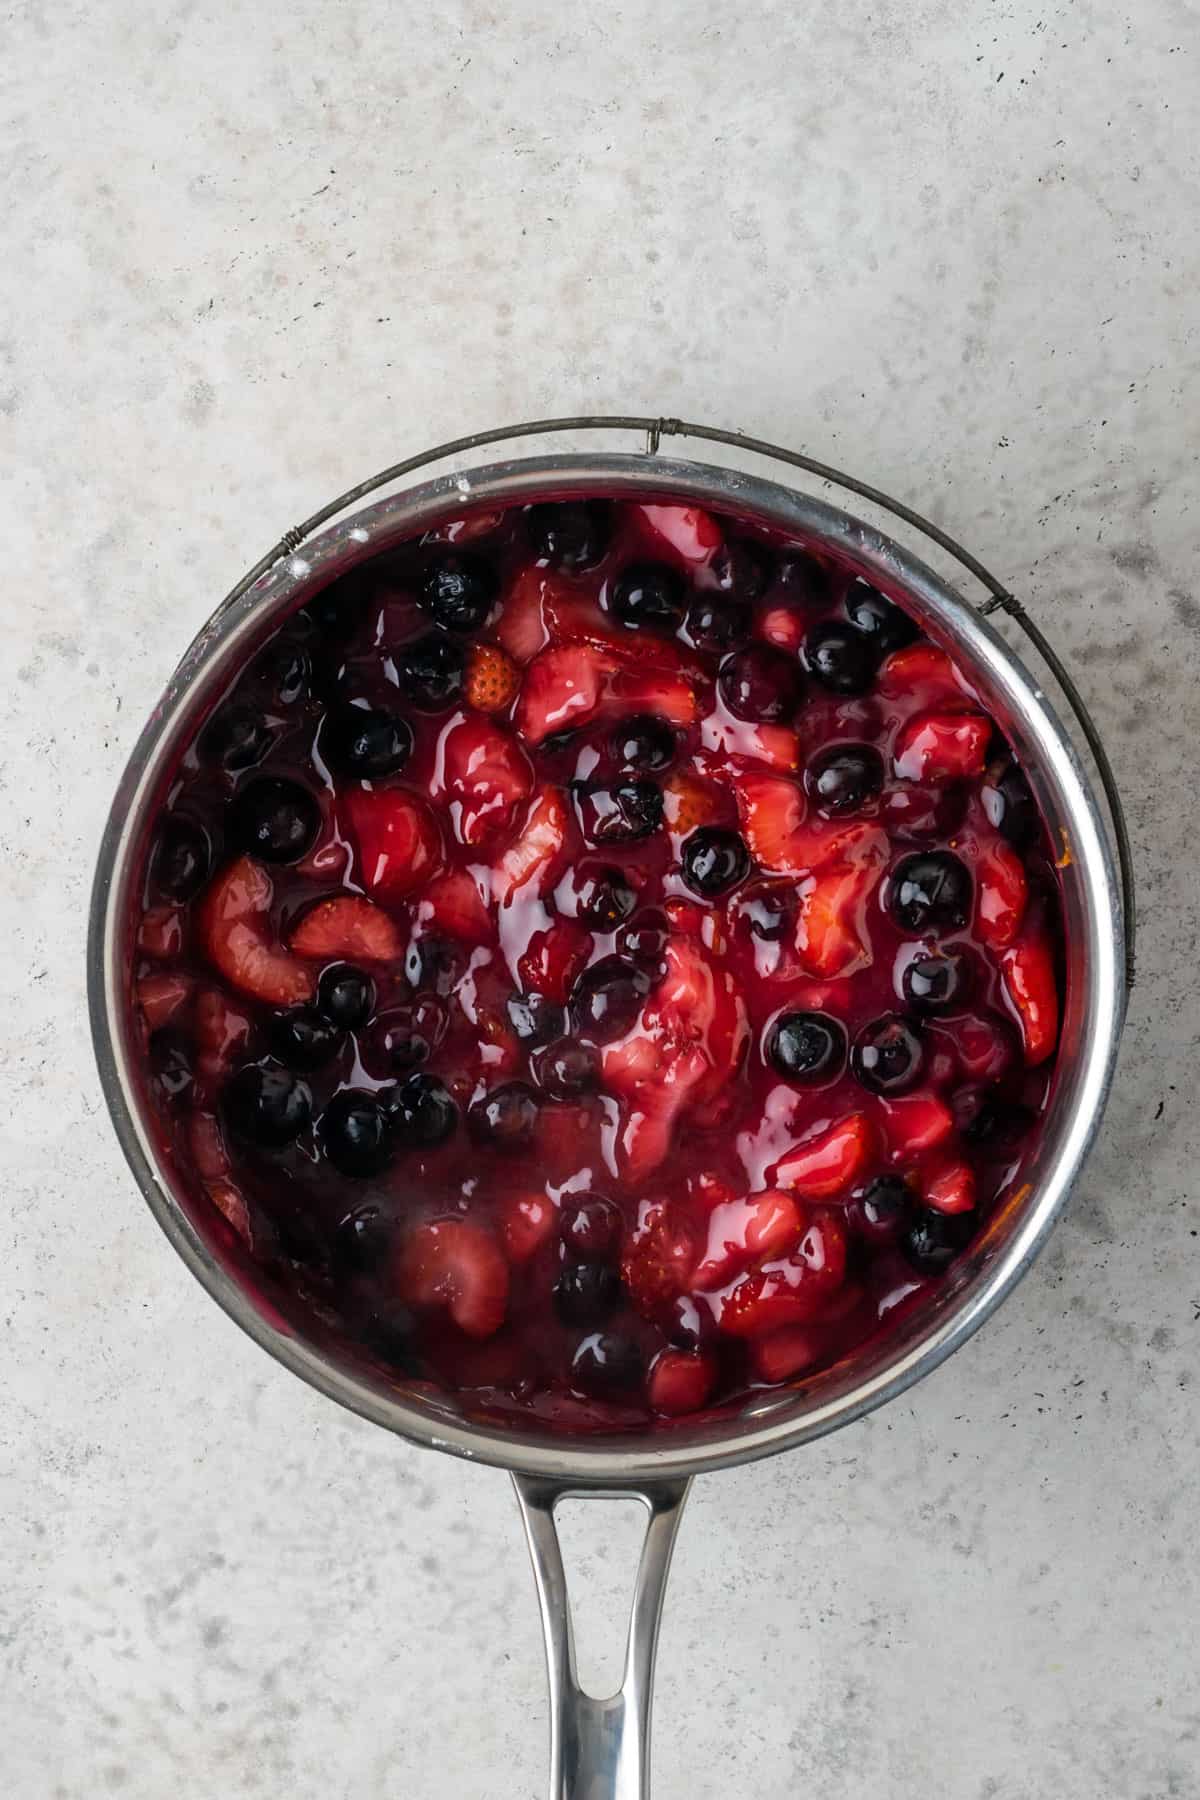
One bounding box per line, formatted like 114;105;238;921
3;2;1198;1795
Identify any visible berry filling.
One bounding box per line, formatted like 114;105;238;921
129;495;1063;1430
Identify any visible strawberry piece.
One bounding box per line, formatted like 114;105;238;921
634;502;723;566
751;1325;825;1383
344;787;442;899
500;1192;559;1264
208;1180;251;1246
661;769;727;844
975;838;1028;949
648;1348;717;1416
773;1112;872;1198
195;986;254;1083
698;714;802;774
878;1091;955;1158
935;1012;1015;1083
621;1199;699;1319
434;713;533;848
893;711;991;783
425;507;506;545
518;919;592;1002
137;972;193;1032
1001;929;1059;1065
794;860;879;977
692;1189;804;1291
138;907;184;960
414;867;493;942
491;784;571;907
290;895;403;963
737;774;807;871
397;1219;510;1339
190;1109;231;1181
758;605;806;655
495;564;553;665
718;1211;848;1338
878;643;972;706
199;857;314;1006
515;644;698;746
923;1160;977;1215
464;643;521;714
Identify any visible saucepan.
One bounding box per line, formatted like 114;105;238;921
88;419;1131;1798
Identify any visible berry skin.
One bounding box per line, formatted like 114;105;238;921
467;1081;540;1149
681;827;750;898
152;818;210;900
767;1011;847;1083
322;703;413;779
420;552;498;631
367;1002;442;1075
851;1014;924;1095
718;644;803;723
890;852;973;936
397;633;467;711
804;620;879;695
527;500;611;570
228;777;322;864
317;964;375;1030
844;581;918;652
574;779;663;845
847;1175;914;1243
318;1089;394;1176
902;1206;975;1274
807;745;884;817
614;714;677;772
200;706;273;771
571;957;653;1041
269;1007;341;1070
901;951;969;1015
609;562;687;631
571;1331;644;1396
535;1037;600;1098
225;1063;312;1148
464;643;521;713
389;1072;458;1148
554;1260;622;1326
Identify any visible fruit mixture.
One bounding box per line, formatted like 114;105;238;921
131;494;1062;1429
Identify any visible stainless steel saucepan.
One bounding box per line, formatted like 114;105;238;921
88;420;1130;1799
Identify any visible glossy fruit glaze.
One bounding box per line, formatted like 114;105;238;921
129;494;1062;1431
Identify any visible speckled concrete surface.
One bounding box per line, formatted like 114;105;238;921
3;2;1198;1796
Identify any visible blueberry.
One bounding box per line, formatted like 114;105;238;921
199;705;273;772
577;866;639;929
321;703;412;778
150;1032;193;1103
466;1081;539;1149
571;957;653;1041
890;852;972;935
711;539;771;602
574;780;663;845
419;552;497;632
252;638;310;707
336;1202;391;1272
718;644;803;723
615;910;670;964
152;817;210;899
902;1207;976;1274
571;1331;643;1396
681;826;750;898
740;886;793;943
389;1072;458;1148
369;1005;438;1074
982;757;1038;849
535;1037;600;1098
851;1014;924;1095
685;595;752;652
804;620;879;694
507;991;567;1045
362;1302;421;1373
397;633;467;711
901;951;969;1015
227;777;321;864
958;1092;1035;1149
609;562;686;632
614;715;676;773
555;1260;622;1326
317;963;375;1029
560;1194;621;1258
807;744;884;816
405;935;461;996
775;551;835;606
526;500;611;570
844;581;918;652
225;1063;312;1148
300;572;369;645
848;1175;914;1243
768;1011;847;1083
881;783;968;845
665;1294;717;1352
269;1007;342;1070
318;1089;394;1176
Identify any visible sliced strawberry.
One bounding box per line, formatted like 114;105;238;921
195;986;254;1083
137;972;193;1032
199;857;314;1006
138;906;184;960
397;1219;509;1339
414;867;493;942
207;1180;251;1246
737;774;807;871
621;1199;698;1319
878;1091;955;1158
426;507;506;545
773;1112;872;1198
634;502;723;567
923;1159;977;1215
692;1189;804;1291
190;1108;231;1182
878;643;972;706
464;643;521;714
518;918;592;1002
491;784;571;907
757;604;806;655
515;643;698;746
751;1325;825;1383
290;895;403;963
495;563;553;665
975;838;1028;949
500;1192;559;1264
661;769;727;844
1001;929;1060;1065
794;859;880;977
934;1012;1016;1083
647;1348;717;1416
698;714;802;774
344;787;442;899
893;711;991;783
718;1211;848;1338
433;713;533;848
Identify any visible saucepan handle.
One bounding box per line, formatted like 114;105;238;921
512;1473;692;1800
